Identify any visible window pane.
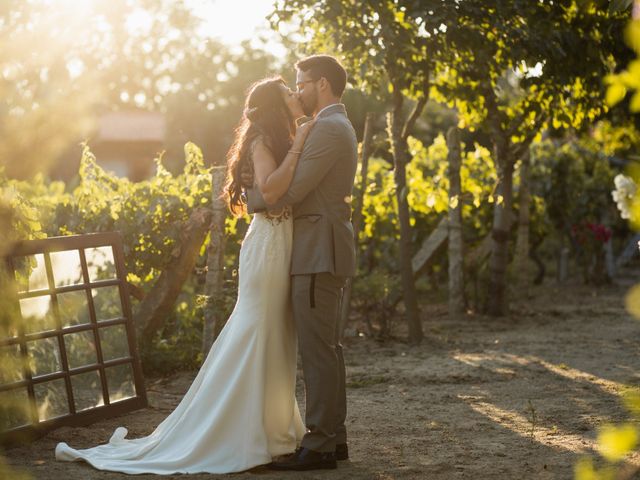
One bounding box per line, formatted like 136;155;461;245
34;379;68;421
106;364;135;403
71;371;104;412
92;286;123;322
64;330;97;369
50;250;84;287
13;253;48;293
0;388;31;430
99;325;130;361
85;246;117;282
26;337;62;378
0;344;24;384
57;290;91;327
19;296;57;334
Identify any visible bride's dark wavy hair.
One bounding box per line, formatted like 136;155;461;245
224;76;295;216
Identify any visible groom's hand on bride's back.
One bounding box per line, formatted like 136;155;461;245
240;167;264;213
246;187;268;213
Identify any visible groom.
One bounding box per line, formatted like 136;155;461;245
247;54;358;470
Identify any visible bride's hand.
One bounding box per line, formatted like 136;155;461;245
291;119;317;152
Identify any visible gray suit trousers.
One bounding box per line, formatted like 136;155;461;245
292;272;347;452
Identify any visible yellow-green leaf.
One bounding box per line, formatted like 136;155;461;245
625;19;640;53
624;283;640;319
606;83;627;107
598;424;638;462
627;60;640;82
574;457;597;480
630;91;640;112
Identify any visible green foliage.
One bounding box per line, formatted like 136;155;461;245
606;18;640;112
574;389;640;479
423;0;629;143
591;36;640;467
355;134;497;321
533;141;615;236
2;143;247;373
0;170;61;245
530;122;633;284
140;288;206;375
350;120;626;313
52;143;213;285
534;121;635;237
407;135;497;226
361;134;497;245
270;0;440;98
272;0;632;317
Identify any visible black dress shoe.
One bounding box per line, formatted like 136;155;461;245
268;447;337;471
335;442;349;460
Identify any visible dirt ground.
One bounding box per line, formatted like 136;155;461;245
4;281;640;479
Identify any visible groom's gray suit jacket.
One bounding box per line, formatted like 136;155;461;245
247;103;358;277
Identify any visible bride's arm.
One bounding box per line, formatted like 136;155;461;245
252;121;315;205
252;142;298;206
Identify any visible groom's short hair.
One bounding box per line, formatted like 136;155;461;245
296;55;347;98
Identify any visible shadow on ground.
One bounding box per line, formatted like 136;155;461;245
5;282;640;479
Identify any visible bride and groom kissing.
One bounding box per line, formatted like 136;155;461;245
55;54;359;474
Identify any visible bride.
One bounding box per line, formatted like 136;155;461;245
55;76;315;474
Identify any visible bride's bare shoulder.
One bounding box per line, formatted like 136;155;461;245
250;134;274;155
251;136;276;166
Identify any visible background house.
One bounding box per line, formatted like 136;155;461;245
91;111;166;181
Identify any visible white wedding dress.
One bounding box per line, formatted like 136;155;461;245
55;209;305;474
